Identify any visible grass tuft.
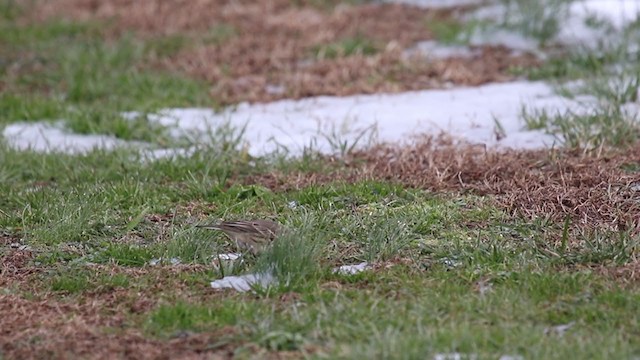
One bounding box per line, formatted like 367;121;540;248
312;35;379;59
522;106;640;151
253;212;329;292
499;0;573;45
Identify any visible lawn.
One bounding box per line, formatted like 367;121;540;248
1;0;639;359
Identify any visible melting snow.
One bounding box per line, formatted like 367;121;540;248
3;122;127;154
213;262;371;293
2;121;194;159
544;322;576;337
333;262;370;275
575;0;640;29
217;253;242;261
470;0;640;50
144;81;579;156
434;353;477;360
404;40;479;59
3;81;586;156
210;272;277;292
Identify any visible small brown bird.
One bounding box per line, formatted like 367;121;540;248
197;219;281;254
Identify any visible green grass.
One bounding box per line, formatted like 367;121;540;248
514;14;640;151
3;110;639;360
522;106;639;150
312;36;379;59
2;141;635;274
202;23;237;45
144;266;640;358
50;270;92;293
499;0;574;45
0;17;212;142
2;2;640;358
496;0;640;152
425;17;485;45
423;0;573;48
48;268;131;293
5;139;640;359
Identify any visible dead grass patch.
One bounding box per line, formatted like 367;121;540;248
24;0;539;104
27;1;452;39
246;139;640;235
0;264;265;359
597;261;640;284
0;292;238;359
0;249;36;287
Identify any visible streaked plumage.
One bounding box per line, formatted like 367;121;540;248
197;219;281;254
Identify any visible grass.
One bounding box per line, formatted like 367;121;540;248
2;1;640;358
4;140;638;357
498;0;574;45
514;7;640;152
522;106;639;150
424;0;573;48
143;266;640;358
48;267;131;293
425;17;485;45
312;36;379;59
0;17;212;142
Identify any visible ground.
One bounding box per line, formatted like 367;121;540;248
1;0;639;359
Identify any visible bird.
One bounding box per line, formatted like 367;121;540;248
196;219;281;254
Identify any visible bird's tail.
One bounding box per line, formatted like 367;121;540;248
195;223;222;230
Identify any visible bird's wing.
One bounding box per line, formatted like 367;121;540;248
224;221;278;237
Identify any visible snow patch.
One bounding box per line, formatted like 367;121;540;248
333;262;370;275
217;253;242;261
210;272;277;292
3;122;127;154
469;0;640;50
2;121;194;160
4;81;594;157
404;40;479;59
212;262;371;293
434;353;477;360
145;81;576;156
575;0;640;29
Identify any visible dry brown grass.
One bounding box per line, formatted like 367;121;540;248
25;0;539;104
247;138;640;234
0;259;254;359
0;291;236;360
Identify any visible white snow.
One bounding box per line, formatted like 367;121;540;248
148;257;181;266
434;353;477;360
470;29;541;53
434;353;522;360
3;122;127;154
2;121;194;159
333;262;370;275
210;272;276;292
544;322;576;337
470;0;640;50
211;262;371;293
499;356;524;360
3;81;588;156
575;0;640;29
217;253;242;261
404;40;479;59
146;81;579;156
